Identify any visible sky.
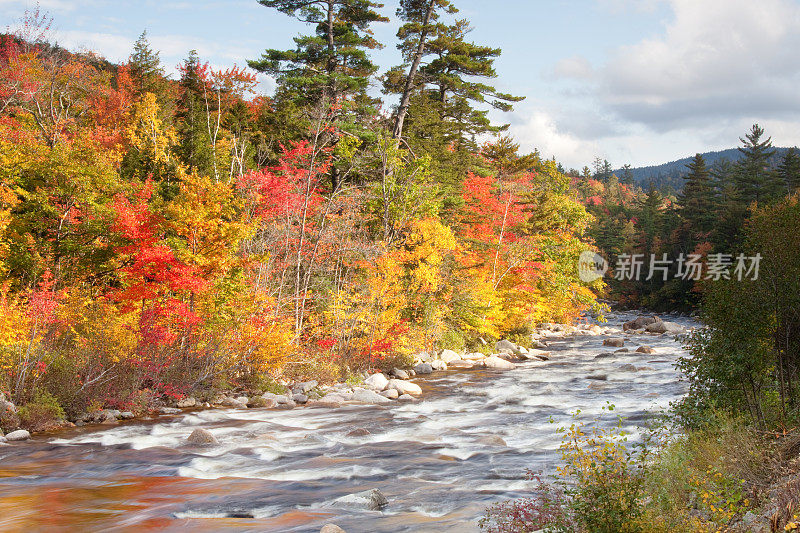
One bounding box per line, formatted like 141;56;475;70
2;0;800;169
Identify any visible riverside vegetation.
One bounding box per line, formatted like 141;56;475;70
2;3;800;533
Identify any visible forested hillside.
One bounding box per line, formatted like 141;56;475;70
0;4;600;419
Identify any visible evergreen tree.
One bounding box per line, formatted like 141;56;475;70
176;50;213;177
778;147;800;194
248;0;387;108
678;154;714;235
621;164;634;185
735;124;779;205
128;30;165;97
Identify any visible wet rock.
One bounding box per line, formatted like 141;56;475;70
413;363;433;375
587;373;608;381
346;428;371;437
430;360;448;371
293;394;309;404
439;349;462;363
387;379;422;396
483;356;516;370
0;436;6;444
448;360;474;369
415;351;432;363
477;435;507;446
274;394;292;404
397;394;416;401
277;399;297;409
364;373;389;391
615;348;629;353
5;429;30;442
623;315;661;331
618;364;638;372
586;324;603;335
187;428;218;445
380;389;399;400
177;397;197;408
119;411;135;420
646;321;686;334
334;488;388;511
234;396;250;406
520;349;550;361
159;407;182;415
588;382;606;390
351;389;392;404
462;352;486;361
637;366;655;371
595;352;616;359
636;345;655;354
603;337;625;347
247;396;277;408
220;397;248;409
320;525;346;533
391;368;410;380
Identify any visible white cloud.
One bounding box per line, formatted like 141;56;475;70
551;55;594;80
599;0;800;129
507;107;601;168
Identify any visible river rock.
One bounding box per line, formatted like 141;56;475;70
391;368;410;380
618;364;638;372
483;356;516;370
220;397;248;409
439;349;462;363
520;349;550;361
364;373;389;391
462;352;486;361
588;382;606;390
297;380;318;393
159;407;182;415
387;379;422;396
187;428;218;445
636;345;655;354
430;360;448;371
615;348;629;353
380;389;399;400
351;389;392;404
587;373;608;381
176;397;196;408
415;351;433;363
595;352;616;359
5;430;30;441
119;411;135;419
495;339;517;353
448;360;474;369
603;337;625;347
397;394;416;401
477;435;507;446
293;394;309;404
333;488;388;511
346;428;371;437
321;524;347;533
413;363;433;375
646;321;686;334
587;324;603;335
623;315;661;331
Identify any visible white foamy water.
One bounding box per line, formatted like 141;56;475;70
0;312;693;532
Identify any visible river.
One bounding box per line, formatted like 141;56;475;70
0;312;693;532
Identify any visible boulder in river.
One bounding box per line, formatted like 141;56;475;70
346;428;371;437
380;389;399;400
387;379;422;396
293;394;309;404
220;397;248;409
187;428;218;445
520;349;550;361
462;352;486;361
495;339;517;353
333;488;388;511
351;389;392;404
603;337;625;347
5;430;30;442
645;321;686;334
623;315;661;331
321;524;347;533
618;364;638;372
430;360;448;371
413;363;433;375
448;360;474;369
364;373;389;391
391;368;410;380
439;349;462;363
483;356;516;370
397;394;416;402
636;345;656;354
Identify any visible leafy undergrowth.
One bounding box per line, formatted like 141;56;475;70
481;410;790;533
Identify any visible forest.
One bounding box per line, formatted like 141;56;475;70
3;2;800;532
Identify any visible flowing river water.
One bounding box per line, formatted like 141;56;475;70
0;312;694;532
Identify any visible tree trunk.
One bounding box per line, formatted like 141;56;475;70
392;0;435;143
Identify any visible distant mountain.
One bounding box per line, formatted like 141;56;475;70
615;147;797;191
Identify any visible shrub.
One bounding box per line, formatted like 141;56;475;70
17;389;65;431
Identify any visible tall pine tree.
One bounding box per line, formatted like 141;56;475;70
678;153;714;236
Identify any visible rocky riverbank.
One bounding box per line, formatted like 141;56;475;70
0;313;691;447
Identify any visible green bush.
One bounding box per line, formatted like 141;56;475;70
18;389;66;432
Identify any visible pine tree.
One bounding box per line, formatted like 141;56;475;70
129;30;165;97
678;154;714;235
176;50;213;177
778;147;800;194
248;0;387;108
735;124;779;205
